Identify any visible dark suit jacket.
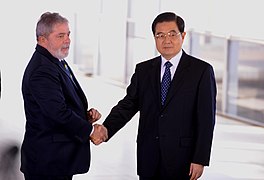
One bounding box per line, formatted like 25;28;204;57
21;45;92;176
103;50;216;178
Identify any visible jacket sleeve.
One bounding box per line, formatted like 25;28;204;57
193;64;217;166
103;66;140;139
29;64;92;143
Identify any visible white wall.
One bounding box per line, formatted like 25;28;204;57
0;1;86;140
0;0;263;152
160;0;264;40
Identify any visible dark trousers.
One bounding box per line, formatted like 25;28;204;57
139;151;190;180
139;169;177;180
139;159;175;180
139;176;189;180
139;167;190;180
139;172;190;180
24;175;73;180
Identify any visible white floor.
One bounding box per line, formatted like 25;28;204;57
77;76;264;180
1;74;264;180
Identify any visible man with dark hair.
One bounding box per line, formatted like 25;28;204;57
94;12;217;180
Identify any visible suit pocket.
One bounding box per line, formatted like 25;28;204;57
52;134;72;142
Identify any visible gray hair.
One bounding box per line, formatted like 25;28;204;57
36;12;68;40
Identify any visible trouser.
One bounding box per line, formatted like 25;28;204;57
24;175;73;180
139;148;190;180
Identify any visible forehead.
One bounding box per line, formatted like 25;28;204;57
51;23;70;34
155;21;179;33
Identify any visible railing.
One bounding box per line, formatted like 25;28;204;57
185;30;264;126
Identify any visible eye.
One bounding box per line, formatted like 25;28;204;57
57;34;65;39
160;34;165;38
156;33;165;38
170;32;176;37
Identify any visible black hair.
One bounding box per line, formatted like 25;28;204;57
151;12;185;35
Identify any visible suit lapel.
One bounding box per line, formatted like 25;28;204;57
55;60;88;110
58;61;78;87
149;56;162;108
36;45;88;110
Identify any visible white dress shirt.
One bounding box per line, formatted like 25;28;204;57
160;50;182;82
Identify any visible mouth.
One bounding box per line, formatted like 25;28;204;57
62;47;69;51
62;45;70;50
163;46;172;49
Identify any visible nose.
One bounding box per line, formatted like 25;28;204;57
65;35;71;43
164;35;172;42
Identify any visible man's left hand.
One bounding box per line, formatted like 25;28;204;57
189;163;204;180
87;108;101;123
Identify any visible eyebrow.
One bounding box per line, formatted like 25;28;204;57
156;30;177;35
56;31;71;36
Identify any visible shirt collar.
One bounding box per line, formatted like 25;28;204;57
161;49;182;68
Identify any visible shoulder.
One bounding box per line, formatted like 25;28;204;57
26;52;59;80
183;51;213;70
136;56;160;69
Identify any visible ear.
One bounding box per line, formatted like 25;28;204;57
181;32;186;41
38;36;46;44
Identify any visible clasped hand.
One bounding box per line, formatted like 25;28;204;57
87;108;108;145
90;124;108;145
87;108;101;123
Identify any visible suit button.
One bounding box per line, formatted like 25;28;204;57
155;136;159;139
160;115;164;118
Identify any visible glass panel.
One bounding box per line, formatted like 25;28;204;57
235;41;264;123
188;32;227;112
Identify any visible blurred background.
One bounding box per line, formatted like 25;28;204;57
0;0;263;179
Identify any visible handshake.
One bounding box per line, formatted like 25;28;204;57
87;108;108;145
90;124;108;145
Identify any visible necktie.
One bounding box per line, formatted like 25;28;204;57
61;60;76;86
161;61;172;106
61;60;73;79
